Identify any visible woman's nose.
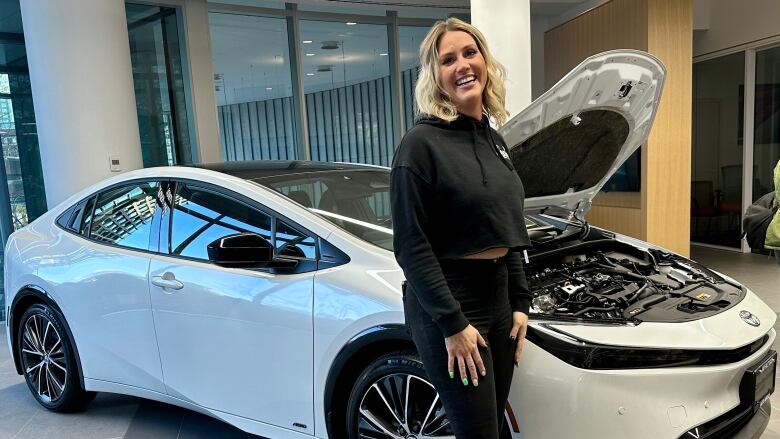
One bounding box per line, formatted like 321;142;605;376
455;57;469;73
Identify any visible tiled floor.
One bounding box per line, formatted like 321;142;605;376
0;245;779;438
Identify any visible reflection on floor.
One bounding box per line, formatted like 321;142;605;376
0;245;778;438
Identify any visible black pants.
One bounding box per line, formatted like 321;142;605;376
403;256;515;439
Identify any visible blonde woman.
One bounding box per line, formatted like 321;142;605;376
390;18;531;438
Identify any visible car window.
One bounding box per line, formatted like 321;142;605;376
275;218;316;259
88;182;160;251
170;183;272;261
258;169;392;251
79;197;96;235
273;180;329;210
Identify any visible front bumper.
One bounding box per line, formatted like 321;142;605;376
507;328;776;439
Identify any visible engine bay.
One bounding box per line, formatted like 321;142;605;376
525;219;745;323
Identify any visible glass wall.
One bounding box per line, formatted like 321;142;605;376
300;19;392;165
753;46;780;202
127;3;195;166
0;0;47;320
206;3;460;167
691;52;745;248
399;26;429;131
210;12;298;161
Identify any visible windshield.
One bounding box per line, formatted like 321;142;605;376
253;169;395;251
252;167;555;252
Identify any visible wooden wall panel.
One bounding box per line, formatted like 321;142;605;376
588;205;643;238
544;0;647;90
643;0;693;256
544;0;693;256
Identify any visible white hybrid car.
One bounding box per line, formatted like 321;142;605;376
4;50;776;439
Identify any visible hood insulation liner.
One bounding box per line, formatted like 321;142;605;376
512;109;629;198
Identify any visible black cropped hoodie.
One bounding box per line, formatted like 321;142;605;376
390;114;532;337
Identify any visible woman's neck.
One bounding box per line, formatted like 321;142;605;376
458;100;483;121
459;107;483;122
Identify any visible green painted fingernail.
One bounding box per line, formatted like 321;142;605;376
449;371;454;379
462;378;468;386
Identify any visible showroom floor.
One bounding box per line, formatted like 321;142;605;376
0;246;779;439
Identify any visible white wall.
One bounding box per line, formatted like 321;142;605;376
693;0;780;57
472;0;532;117
20;0;144;207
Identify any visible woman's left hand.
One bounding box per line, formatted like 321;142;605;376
509;311;529;366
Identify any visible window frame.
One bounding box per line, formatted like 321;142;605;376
54;178;165;255
162;178;321;274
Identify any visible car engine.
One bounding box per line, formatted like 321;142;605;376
525;238;745;323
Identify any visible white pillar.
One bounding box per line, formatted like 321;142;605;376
471;0;532;119
20;0;143;207
181;0;223;163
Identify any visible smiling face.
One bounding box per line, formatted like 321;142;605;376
437;30;486;120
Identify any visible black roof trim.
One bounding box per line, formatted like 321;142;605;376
194;160;383;180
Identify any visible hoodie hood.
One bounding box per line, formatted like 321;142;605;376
416;113;513;186
499;50;666;216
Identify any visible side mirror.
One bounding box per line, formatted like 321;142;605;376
207;233;274;268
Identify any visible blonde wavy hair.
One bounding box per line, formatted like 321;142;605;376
414;18;509;126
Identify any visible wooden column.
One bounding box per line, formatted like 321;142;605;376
643;0;693;256
544;0;693;256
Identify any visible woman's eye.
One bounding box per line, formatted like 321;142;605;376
465;49;477;57
442;57;454;65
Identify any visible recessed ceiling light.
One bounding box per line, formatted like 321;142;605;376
305;53;316;56
302;40;312;44
266;87;273;90
306;73;315;76
346;22;357;26
379;53;388;56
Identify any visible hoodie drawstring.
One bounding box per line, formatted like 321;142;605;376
471;122;488;185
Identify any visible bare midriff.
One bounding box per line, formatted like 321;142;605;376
458;247;509;260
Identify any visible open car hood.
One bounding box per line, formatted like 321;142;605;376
499;50;666;216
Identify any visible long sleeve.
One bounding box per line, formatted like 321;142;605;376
390;166;469;337
505;249;532;315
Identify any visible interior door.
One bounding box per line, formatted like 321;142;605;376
148;181;316;432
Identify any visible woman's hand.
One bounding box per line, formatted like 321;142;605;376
445;324;487;386
509;311;529;366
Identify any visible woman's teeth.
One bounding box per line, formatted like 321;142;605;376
456;75;476;86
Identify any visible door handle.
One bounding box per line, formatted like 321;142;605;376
151;272;184;291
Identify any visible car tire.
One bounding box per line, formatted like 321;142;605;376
347;351;515;438
16;303;96;412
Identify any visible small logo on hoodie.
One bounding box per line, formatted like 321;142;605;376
497;144;510;161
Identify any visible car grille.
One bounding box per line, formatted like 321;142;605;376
528;326;770;369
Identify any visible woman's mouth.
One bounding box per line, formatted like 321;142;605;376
455;75;477;89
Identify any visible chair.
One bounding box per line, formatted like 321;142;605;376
691;181;719;237
720;165;743;233
287;190;313;208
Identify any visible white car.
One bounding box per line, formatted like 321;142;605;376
4;50;775;439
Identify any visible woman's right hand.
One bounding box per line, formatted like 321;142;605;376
445;324;487;386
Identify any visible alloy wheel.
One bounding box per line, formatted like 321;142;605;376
20;313;68;403
357;372;454;439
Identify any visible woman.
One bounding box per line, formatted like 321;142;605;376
390;17;532;438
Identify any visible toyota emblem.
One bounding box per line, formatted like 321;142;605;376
739;310;760;327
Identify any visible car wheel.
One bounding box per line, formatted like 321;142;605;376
347;351;454;439
17;303;96;412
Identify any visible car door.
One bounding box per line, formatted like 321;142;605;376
39;181;166;393
148;180;316;434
